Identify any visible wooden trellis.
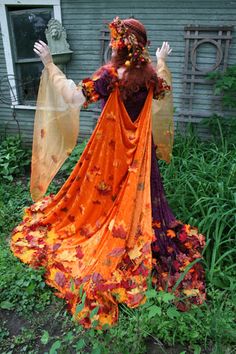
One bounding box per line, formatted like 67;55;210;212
179;25;234;123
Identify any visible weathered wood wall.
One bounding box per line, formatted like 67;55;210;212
0;0;235;145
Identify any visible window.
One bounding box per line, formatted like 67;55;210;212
8;7;53;104
100;25;112;65
0;0;61;108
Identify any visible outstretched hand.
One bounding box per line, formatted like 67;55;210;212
156;41;172;60
33;40;53;66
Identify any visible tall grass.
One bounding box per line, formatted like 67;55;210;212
159;131;236;291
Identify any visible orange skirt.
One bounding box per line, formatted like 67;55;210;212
11;86;155;328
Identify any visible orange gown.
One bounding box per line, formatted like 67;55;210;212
10;61;206;329
11;85;155;328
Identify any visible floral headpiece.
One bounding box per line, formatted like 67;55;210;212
109;17;151;68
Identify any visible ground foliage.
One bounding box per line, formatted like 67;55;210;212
0;126;235;354
0;135;31;182
203;64;236;144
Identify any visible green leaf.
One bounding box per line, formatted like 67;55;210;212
64;331;73;342
92;344;102;354
40;330;49;345
81;291;86;304
148;305;161;319
70;278;75;292
75;302;84;316
102;324;111;330
159;292;175;303
76;338;86;350
91;320;99;328
79;284;84;298
89;329;95;336
0;301;14;309
90;306;99;319
25;283;36;294
193;345;202;354
4;175;13;182
49;340;61;354
166;307;180;319
75;292;87;316
145;289;157;299
171;258;202;293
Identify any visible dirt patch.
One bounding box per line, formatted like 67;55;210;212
0;309;29;336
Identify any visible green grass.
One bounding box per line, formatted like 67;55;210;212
0;133;235;354
160;133;236;290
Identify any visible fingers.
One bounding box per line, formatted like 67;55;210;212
39;40;47;47
33;48;41;55
161;41;167;49
156;41;172;61
33;40;51;61
162;41;170;52
34;43;42;52
161;41;172;55
33;40;49;53
34;42;44;55
33;40;53;66
34;40;47;47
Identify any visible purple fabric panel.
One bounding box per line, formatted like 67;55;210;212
150;138;179;257
94;70;113;98
150;139;176;228
94;71;148;122
123;89;149;121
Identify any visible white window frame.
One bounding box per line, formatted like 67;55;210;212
0;0;61;109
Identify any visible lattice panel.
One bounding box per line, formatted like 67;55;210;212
179;25;234;123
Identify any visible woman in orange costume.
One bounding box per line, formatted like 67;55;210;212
10;17;206;328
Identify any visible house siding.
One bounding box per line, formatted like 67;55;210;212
0;0;235;144
0;29;13;138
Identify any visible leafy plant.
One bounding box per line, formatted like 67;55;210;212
0;135;31;182
0;181;31;234
208;64;236;108
0;245;53;314
202;65;236;142
0;180;52;316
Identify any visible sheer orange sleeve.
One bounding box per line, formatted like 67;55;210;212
152;58;174;163
30;63;84;202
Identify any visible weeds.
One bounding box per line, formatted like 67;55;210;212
0;135;31;182
0;130;235;353
159;132;236;292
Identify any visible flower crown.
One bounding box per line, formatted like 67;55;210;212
109;17;151;68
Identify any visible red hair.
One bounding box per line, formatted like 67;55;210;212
95;18;161;100
111;47;159;100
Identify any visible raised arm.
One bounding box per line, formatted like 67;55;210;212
33;40;85;108
155;41;172;86
152;41;174;164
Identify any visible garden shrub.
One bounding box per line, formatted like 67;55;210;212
203;64;236;143
0;135;31;182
